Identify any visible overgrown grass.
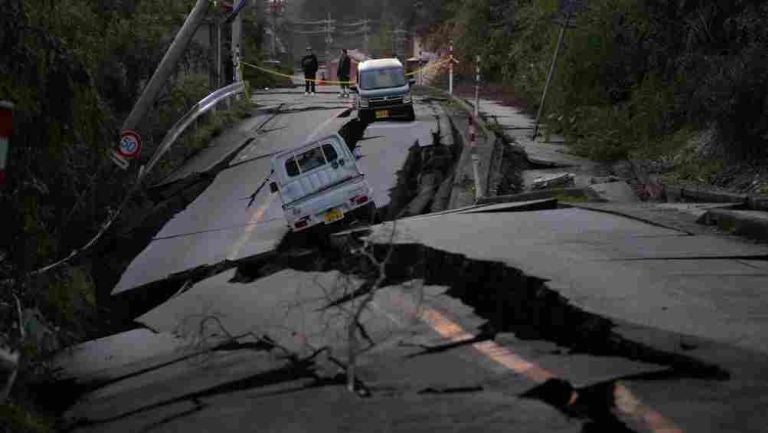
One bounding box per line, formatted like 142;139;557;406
0;0;264;423
242;62;295;90
154;97;254;180
437;0;768;163
0;403;52;433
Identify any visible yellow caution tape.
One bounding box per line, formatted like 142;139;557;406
241;61;354;85
240;57;453;86
405;57;453;76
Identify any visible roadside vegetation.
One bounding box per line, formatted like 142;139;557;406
422;0;768;191
0;0;262;427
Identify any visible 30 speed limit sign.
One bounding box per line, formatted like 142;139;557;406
118;129;142;159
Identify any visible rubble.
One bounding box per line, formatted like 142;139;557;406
531;173;576;191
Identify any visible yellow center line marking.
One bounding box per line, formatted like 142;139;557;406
615;384;683;433
387;292;682;433
418;306;556;383
227;193;275;261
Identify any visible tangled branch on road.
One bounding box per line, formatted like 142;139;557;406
314;221;426;395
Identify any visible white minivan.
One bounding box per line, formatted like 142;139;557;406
354;58;416;123
269;133;376;232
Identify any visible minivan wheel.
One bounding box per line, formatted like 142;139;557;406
359;110;373;124
405;106;416;121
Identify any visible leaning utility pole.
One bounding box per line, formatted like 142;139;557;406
391;28;407;58
269;0;285;60
120;0;211;135
325;12;334;62
362;18;371;55
532;5;575;140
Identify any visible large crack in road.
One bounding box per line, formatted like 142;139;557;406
222;231;730;433
69;98;725;433
100;102;458;333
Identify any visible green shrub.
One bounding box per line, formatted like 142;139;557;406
0;403;51;433
439;0;768;161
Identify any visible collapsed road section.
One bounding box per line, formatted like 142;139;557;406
54;90;768;433
99;96;456;331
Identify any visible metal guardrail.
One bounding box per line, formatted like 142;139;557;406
12;82;248;280
141;81;247;180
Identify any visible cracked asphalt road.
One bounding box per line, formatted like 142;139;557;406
55;87;768;433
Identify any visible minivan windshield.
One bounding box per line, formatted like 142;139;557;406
360;67;407;90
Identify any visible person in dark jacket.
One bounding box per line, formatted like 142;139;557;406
337;48;352;97
301;47;319;95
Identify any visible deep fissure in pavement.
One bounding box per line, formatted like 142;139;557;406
230;236;728;432
98;115;372;332
236;236;730;381
522;378;638;433
238;222;736;426
58;338;369;430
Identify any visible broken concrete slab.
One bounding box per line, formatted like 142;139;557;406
65;349;296;426
699;209;768;242
587;181;639;203
569;202;739;236
476;188;595;205
531;173;576;191
664;182;749;205
51;330;190;384
355;102;445;210
429;172;455;213
493;334;667;388
473;98;612;203
393;198;561;222
457;198;559;214
443;97;497;210
171;386;582;433
404;172;441;216
137;269;359;356
365;208;768;355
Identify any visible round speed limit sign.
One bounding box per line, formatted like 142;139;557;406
118;130;142;159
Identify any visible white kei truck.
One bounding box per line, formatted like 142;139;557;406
269;133;376;232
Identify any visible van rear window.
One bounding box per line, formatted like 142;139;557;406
285;142;339;177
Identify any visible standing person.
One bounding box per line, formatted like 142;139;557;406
337;48;352;98
301;46;319;95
